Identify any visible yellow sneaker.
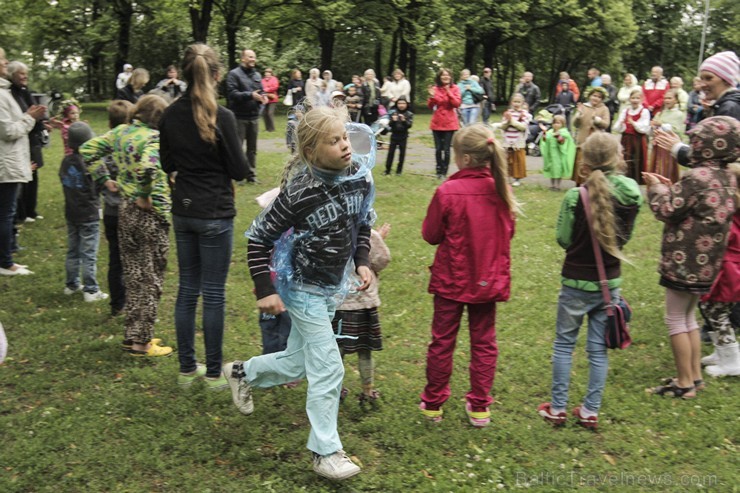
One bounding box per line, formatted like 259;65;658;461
419;402;443;423
130;343;173;357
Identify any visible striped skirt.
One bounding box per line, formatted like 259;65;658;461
507;148;527;179
621;133;648;185
332;308;383;353
649;145;679;183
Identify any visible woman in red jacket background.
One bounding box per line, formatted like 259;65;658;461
427;68;461;178
261;67;279;132
419;124;517;428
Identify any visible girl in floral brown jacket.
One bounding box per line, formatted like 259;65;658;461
643;116;739;399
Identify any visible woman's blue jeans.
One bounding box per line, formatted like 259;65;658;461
550;285;617;413
461;106;480;126
173;215;234;377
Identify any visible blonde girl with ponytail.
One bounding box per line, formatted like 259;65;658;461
159;44;249;386
420;123;518;428
539;132;642;430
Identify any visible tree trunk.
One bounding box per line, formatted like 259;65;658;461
463;24;477;72
112;0;133;98
190;0;214;43
374;38;382;77
387;28;399;76
318;28;335;71
409;44;417;108
398;22;409;74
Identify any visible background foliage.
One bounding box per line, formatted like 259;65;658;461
0;0;737;103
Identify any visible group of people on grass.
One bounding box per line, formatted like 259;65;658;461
1;42;738;484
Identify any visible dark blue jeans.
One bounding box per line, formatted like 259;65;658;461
0;183;20;269
173;215;234;377
259;311;293;354
432;130;454;176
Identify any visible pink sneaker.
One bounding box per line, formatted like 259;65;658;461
538;402;566;427
572;406;598;430
465;402;491;428
419;402;443;423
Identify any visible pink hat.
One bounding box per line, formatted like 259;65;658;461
699;51;739;86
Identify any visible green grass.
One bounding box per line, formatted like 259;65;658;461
0;105;737;492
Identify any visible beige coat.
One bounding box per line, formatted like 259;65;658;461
338;229;391;311
573;103;610;147
0;77;34;183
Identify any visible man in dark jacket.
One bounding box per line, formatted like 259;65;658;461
226;49;267;183
481;68;495;124
517;71;541;113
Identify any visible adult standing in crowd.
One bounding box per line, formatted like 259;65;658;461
555;71;580;103
286;69;304;107
362;68;381;126
586;68;602;88
427;68;461;179
385;69;411;109
155;65;187;101
617;73;641;111
0;47;45;276
643;66;669;115
260;67;279;132
160;44;249;388
8;61;46;224
480;67;495;124
116;68;150;104
572;87;610;185
517;71;541;114
317;70;338;107
601;74;618;132
116;63;133;90
670;77;689;112
655;51;739;165
304;68;321;105
226;48;267;184
457;69;484;126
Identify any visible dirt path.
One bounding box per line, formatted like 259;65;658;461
258;131;576;188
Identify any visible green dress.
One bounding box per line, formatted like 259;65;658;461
541;127;576;179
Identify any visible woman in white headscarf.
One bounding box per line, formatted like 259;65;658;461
617;73;641;112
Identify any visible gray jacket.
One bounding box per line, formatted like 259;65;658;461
0;77;34;183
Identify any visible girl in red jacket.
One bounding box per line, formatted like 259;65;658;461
419;124;518;427
427;68;461;179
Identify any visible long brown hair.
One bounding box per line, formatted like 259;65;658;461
181;43;221;144
451;124;520;215
581;132;628;261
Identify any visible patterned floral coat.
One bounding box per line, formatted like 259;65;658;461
648;165;737;293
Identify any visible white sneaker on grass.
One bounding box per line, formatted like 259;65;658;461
64;285;83;295
223;361;253;415
313;450;361;480
84;290;109;302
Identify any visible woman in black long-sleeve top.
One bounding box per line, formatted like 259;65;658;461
159;44;249;388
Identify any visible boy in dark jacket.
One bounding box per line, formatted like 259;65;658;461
59;122;108;302
384;96;414;175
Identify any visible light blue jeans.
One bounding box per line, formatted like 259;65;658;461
550;285;617;413
243;288;342;455
65;221;101;293
461;106;480;126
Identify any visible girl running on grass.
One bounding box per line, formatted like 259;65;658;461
538;132;642;430
223;104;376;481
419;123;518;428
644;116;739;399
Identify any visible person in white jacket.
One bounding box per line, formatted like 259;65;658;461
0;48;45;276
384;69;411;109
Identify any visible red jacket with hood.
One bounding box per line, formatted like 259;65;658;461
422;166;515;303
427;84;461;131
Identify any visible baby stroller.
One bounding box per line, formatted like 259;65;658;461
526;104;567;157
370;114;391;148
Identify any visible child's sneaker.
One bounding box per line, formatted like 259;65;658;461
204;373;229;391
178;364;206;386
84;290;109;302
64;285;82;295
572;405;598;430
223;361;254;415
419;401;443;423
465;402;491;428
313;450;361;480
537;402;567;427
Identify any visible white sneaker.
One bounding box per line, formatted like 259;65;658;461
84;290;109;302
223;361;254;415
313;450;361;480
512;179;521;187
24;217;35;223
34;215;43;220
0;266;33;276
64;286;83;295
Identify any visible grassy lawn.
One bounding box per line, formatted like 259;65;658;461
0;104;736;492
